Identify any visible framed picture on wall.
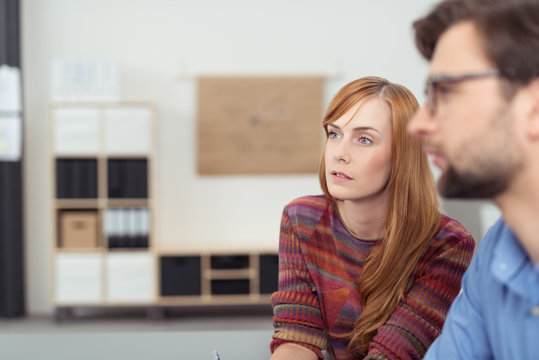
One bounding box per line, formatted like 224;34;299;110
197;76;325;175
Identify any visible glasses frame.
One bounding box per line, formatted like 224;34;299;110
424;69;501;116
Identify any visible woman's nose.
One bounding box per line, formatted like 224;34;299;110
335;141;351;163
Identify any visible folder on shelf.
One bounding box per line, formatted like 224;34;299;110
107;159;122;198
56;159;97;199
126;159;147;198
105;207;150;248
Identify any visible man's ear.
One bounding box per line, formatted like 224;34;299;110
526;78;539;140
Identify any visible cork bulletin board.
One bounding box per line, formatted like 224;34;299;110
197;76;325;175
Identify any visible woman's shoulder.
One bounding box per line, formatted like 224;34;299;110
284;195;332;223
438;214;474;240
286;194;330;208
430;214;475;250
417;214;476;270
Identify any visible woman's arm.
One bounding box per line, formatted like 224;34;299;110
423;220;504;359
270;343;318;360
364;221;475;360
270;205;327;359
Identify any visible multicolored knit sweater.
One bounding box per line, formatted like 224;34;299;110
270;195;475;360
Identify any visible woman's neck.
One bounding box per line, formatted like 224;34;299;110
336;195;388;240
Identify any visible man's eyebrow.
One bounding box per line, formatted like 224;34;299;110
327;123;382;134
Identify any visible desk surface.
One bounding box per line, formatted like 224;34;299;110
0;330;274;360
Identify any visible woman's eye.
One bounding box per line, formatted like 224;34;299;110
359;136;372;145
328;130;341;139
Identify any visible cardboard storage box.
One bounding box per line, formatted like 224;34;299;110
59;210;98;248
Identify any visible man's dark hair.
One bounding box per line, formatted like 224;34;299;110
413;0;539;98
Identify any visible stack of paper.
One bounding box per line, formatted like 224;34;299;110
0;65;21;161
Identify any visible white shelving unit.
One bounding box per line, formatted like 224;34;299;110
50;102;279;320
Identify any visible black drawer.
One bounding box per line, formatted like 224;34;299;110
211;279;250;295
160;256;201;296
210;255;249;269
259;254;279;294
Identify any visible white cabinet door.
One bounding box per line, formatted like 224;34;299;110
53;108;100;155
104;107;151;155
105;252;154;303
55;253;102;304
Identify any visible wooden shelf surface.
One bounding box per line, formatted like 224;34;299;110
106;198;150;207
156;246;278;255
205;269;255;279
55;199;101;209
55;247;105;254
157;294;272;306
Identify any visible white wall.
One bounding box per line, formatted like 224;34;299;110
22;0;490;315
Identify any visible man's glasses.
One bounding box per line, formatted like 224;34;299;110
424;69;501;116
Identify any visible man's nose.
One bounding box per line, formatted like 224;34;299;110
408;105;437;138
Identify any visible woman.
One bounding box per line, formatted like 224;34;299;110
270;77;475;360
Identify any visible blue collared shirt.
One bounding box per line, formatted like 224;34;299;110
424;218;539;359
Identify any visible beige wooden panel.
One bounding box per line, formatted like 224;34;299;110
197;76;324;175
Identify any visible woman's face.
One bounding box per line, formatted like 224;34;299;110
324;97;393;203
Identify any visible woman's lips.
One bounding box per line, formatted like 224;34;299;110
330;171;353;182
428;150;446;169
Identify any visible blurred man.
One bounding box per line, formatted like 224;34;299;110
408;0;539;358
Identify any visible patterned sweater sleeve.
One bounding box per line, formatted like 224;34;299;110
364;220;475;360
270;206;327;359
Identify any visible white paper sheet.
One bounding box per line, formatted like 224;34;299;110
0;65;21;112
0;116;22;161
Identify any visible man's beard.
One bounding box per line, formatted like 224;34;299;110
437;101;522;200
438;158;521;199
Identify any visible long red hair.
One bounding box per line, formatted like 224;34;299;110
319;76;441;356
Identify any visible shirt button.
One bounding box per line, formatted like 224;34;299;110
532;306;539;316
